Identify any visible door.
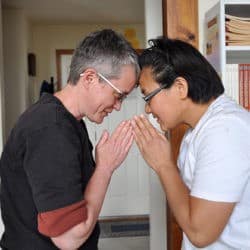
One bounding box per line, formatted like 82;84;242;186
56;49;74;90
162;0;199;249
56;50;150;217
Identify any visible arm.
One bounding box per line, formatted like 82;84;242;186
132;115;235;247
51;120;134;249
157;162;235;247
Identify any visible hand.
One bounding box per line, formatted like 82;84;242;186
132;115;173;173
95;120;134;175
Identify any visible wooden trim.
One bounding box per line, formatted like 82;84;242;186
162;0;199;249
162;0;198;48
56;49;74;90
162;0;168;37
99;215;149;223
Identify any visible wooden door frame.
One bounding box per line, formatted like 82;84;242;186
56;49;74;90
161;0;198;249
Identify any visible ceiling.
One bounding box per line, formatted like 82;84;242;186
2;0;145;24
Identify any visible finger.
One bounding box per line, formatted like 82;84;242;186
133;115;152;139
140;114;158;137
131;118;146;145
97;130;109;147
124;132;134;153
111;120;128;141
133;133;144;155
119;124;133;148
112;120;131;143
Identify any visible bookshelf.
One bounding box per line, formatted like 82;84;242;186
205;0;250;110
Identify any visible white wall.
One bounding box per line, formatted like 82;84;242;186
31;23;145;101
199;0;219;53
2;9;29;140
144;1;167;249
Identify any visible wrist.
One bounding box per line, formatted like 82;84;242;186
95;165;113;179
155;161;176;176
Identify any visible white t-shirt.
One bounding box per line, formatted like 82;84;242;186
178;95;250;250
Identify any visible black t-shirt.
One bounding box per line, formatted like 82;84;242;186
0;93;100;249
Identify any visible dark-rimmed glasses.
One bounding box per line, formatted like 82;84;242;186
143;84;168;103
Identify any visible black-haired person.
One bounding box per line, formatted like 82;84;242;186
132;37;250;249
0;29;139;250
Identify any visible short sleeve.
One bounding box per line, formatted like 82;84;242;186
191;117;249;202
24;123;83;212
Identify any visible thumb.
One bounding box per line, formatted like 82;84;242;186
97;130;109;147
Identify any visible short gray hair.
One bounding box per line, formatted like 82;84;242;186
68;29;140;84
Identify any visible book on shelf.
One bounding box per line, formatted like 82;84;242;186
225;64;250;111
226;22;250;35
225;14;250;22
225;14;250;46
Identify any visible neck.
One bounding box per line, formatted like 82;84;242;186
54;83;85;120
184;99;214;128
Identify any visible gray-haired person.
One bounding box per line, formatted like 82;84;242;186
0;29;139;250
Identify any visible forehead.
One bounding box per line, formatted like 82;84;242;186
139;67;160;92
118;65;137;93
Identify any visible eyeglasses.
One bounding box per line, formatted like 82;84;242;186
143;84;168;103
97;72;127;102
80;72;127;102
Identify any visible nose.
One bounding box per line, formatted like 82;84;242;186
113;99;122;111
145;103;151;114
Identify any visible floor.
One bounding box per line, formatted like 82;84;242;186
99;236;149;250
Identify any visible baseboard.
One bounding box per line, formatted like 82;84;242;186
99;215;150;238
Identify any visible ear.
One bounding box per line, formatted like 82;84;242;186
79;68;98;89
173;77;188;99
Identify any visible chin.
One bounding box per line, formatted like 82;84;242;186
96;115;106;124
86;116;103;124
93;117;104;124
159;122;168;132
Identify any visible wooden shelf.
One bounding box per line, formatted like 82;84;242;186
225;0;250;5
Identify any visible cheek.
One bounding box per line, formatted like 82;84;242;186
153;102;179;129
95;93;114;110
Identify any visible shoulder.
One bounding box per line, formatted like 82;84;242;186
197;96;250;144
13;94;78;140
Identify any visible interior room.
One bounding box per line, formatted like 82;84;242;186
1;0;246;249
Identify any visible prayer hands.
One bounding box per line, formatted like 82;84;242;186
132;115;173;174
95;120;133;175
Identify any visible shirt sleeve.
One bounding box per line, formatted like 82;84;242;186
38;199;87;237
191;117;249;202
24;122;84;212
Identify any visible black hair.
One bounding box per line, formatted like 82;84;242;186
139;37;224;103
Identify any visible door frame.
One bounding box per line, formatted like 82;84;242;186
56;49;74;90
162;0;198;249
